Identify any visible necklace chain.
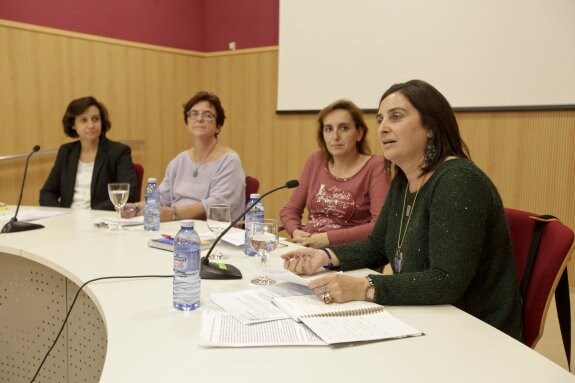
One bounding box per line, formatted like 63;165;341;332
192;141;218;177
395;177;424;271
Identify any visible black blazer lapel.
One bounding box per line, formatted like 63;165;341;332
92;137;110;199
61;142;81;207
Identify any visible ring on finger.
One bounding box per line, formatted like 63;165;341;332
322;291;333;304
319;284;327;293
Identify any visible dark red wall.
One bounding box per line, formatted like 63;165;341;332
0;0;278;51
204;0;278;51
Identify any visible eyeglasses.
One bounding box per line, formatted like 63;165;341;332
187;110;216;122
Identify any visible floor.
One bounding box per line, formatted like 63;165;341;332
533;293;573;373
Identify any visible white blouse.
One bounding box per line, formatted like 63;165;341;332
70;161;94;209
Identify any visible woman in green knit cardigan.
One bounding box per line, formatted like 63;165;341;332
282;79;522;340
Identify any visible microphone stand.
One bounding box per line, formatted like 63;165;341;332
2;146;44;234
200;180;299;280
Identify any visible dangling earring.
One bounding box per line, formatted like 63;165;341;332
424;138;436;167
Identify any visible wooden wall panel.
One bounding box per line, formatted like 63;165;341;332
1;20;574;282
202;50;322;220
0;21;202;207
458;111;575;221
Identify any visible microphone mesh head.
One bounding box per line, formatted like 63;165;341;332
285;180;299;188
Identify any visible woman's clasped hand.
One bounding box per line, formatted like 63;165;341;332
281;248;369;304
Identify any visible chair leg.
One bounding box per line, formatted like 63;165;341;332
554;271;571;370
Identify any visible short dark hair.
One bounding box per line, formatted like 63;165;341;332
183;91;226;129
62;96;111;138
316;99;371;162
379;79;470;179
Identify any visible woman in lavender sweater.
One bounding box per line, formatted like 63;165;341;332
124;91;245;221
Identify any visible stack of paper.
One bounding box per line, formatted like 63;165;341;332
200;274;424;347
200;310;326;347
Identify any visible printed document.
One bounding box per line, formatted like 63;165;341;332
210;282;312;324
199;310;326;347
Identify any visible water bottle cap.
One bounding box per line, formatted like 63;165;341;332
180;219;194;228
147;177;157;183
250;193;260;199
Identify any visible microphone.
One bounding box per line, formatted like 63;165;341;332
200;179;299;280
1;145;45;234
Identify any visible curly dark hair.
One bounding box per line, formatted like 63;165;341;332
183;91;226;129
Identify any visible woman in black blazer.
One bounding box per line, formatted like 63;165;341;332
40;97;137;211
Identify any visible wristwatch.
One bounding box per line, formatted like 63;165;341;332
365;276;375;302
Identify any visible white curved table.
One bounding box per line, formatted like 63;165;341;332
1;208;574;382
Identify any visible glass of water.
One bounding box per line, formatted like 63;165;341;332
249;219;279;285
108;183;130;230
206;203;232;260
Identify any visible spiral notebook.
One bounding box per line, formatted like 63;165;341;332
271;294;423;344
272;294;384;322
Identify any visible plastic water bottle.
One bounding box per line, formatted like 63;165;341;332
173;220;201;311
144;177;160;231
244;193;264;256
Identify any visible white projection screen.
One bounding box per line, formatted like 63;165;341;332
277;0;575;112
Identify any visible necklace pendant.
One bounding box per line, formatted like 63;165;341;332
192;169;198;177
394;248;403;273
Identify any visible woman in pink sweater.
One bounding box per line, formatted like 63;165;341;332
280;100;391;248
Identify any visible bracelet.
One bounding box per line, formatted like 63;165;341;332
172;206;179;221
320;248;335;270
365;276;375;302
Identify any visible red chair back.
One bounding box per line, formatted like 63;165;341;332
245;176;260;205
505;207;574;347
133;163;145;201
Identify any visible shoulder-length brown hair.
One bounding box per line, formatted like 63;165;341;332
316;99;371;162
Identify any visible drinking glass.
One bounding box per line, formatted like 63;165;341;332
108;183;130;231
206;203;232;260
249;219;279;285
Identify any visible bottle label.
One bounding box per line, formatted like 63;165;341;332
174;250;199;273
244;200;264;256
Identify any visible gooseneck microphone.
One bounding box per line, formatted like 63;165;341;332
200;179;299;280
1;145;45;234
